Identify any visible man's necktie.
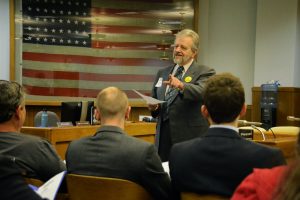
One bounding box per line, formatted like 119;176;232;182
163;66;184;120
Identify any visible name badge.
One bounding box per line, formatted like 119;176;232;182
155;77;163;87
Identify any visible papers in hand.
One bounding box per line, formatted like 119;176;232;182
133;90;165;104
162;161;170;176
36;171;66;200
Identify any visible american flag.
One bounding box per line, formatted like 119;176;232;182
20;0;194;99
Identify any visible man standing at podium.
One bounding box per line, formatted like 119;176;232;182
149;29;215;161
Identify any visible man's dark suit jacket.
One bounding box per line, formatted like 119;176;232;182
0;155;43;200
66;125;171;200
169;127;286;198
151;62;216;146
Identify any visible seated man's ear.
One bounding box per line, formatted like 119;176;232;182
125;106;131;120
94;108;101;121
201;105;209;118
239;103;247;118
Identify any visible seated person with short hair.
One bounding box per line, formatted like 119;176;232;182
66;87;171;200
0;80;66;182
169;73;286;198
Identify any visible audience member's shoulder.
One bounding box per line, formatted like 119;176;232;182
17;132;47;143
18;132;52;147
172;137;201;150
123;133;152;147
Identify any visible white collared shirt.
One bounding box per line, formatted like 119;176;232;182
210;124;239;134
165;59;194;94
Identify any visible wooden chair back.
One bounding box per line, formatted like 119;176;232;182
181;192;229;200
24;177;44;187
66;174;152;200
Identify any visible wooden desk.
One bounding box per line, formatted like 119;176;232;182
255;138;297;163
240;127;298;163
21;122;156;160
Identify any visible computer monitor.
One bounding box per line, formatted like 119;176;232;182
61;101;94;125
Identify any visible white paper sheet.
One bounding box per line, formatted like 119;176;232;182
133;89;165;104
36;171;66;200
162;161;170;176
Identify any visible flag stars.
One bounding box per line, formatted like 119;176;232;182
60;39;64;43
59;19;63;23
83;2;87;6
82;21;86;25
60;10;64;14
36;37;40;41
51;18;55;23
68;11;72;15
26;36;32;40
43;38;48;42
44;28;48;32
52;38;56;42
67;19;71;24
43;18;47;22
75;30;79;34
75;11;79;16
35;17;40;21
75;2;79;6
27;6;32;11
83;41;87;45
44;0;48;3
67;39;71;44
74;20;78;24
51;29;56;33
68;1;71;5
44;9;48;13
52;9;56;14
52;0;56;3
59;29;64;33
36;27;40;31
28;26;33;31
83;12;87;16
60;1;63;4
67;29;72;34
75;40;79;44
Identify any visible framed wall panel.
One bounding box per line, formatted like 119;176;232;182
10;0;197;101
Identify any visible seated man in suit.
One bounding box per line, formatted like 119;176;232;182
66;87;171;200
0;154;44;200
169;73;286;198
0;80;66;182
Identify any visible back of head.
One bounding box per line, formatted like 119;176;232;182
203;73;245;124
0;80;25;123
176;29;199;53
96;87;128;120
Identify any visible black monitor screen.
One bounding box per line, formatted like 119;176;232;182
61;102;82;125
61;101;94;125
84;101;94;124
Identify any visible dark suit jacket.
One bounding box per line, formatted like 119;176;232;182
0;155;43;200
151;62;215;146
66;125;171;200
169;127;286;198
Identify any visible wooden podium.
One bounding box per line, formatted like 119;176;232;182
21;122;156;160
